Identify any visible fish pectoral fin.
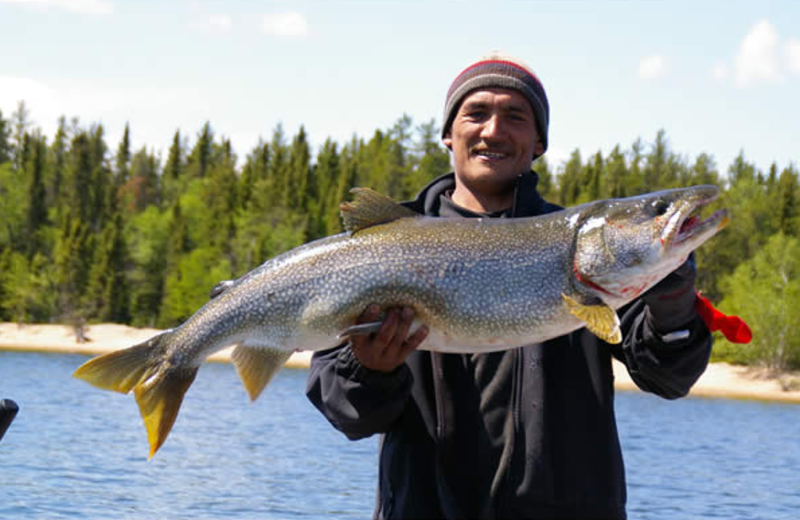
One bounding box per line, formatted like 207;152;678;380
340;187;419;233
133;366;199;460
231;346;292;402
562;293;622;344
338;321;383;339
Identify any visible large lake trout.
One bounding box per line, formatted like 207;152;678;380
74;185;727;457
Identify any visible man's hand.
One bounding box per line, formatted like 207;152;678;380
349;304;429;373
643;253;698;333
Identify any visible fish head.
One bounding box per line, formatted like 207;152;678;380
572;185;728;304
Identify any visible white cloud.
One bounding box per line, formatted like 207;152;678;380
0;0;112;15
735;19;782;87
786;39;800;75
638;55;669;80
712;62;729;81
262;12;308;37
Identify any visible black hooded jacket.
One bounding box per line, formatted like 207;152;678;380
306;172;712;519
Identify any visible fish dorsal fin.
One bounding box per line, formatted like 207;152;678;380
340;187;419;233
562;293;622;344
230;345;292;401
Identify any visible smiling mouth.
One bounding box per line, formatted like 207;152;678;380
473;149;510;160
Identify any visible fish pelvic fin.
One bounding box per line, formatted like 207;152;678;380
73;330;197;459
231;345;292;401
562;293;623;344
340;187;419;233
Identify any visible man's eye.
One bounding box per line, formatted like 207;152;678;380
465;110;486;119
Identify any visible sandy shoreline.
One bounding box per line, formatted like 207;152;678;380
1;322;798;404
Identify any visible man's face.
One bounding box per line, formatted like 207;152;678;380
443;88;543;196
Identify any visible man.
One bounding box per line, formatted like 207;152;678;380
306;53;711;519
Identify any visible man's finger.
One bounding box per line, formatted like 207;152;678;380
373;309;400;353
384;307;414;357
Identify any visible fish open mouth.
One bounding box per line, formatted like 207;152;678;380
664;193;728;248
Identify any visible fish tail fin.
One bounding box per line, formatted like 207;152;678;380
231;345;291;401
134;364;198;459
73;330;197;458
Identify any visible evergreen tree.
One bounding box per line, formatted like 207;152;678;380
689;153;720;187
267;124;290;207
777;165;799;237
288;125;312;209
25;132;48;257
558;149;582;206
11;101;30;172
531;156;555;201
0;109;11;164
309;138;340;239
65;132;94;225
115;122;131;187
643;129;670;191
239;139;269;210
606;145;628;198
161;130;185;206
54;210;93;323
728;150;756;186
86;210;131;323
89;124;112;228
186;122;214;179
48;116;68;218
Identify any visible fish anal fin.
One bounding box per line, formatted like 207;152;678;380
231;345;291;402
562;293;622;344
340;187;419;233
133;366;199;460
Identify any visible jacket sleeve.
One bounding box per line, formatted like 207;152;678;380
613;256;712;399
305;343;414;440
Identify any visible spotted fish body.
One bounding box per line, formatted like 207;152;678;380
74;185;727;457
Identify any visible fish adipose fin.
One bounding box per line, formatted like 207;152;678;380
231;346;292;401
73;330;197;459
340;187;419;233
562;293;622;344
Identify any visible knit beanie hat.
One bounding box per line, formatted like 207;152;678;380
442;52;549;157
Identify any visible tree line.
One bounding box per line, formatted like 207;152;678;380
0;101;798;370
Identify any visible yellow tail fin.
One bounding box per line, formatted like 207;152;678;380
73;331;198;459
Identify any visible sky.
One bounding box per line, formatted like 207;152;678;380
1;0;798;176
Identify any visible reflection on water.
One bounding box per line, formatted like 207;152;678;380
1;351;798;519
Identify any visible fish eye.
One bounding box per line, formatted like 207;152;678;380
651;200;670;216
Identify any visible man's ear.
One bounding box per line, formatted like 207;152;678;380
533;140;545;157
443;133;453;151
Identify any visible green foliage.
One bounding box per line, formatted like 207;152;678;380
715;233;800;370
158;247;232;328
0;109;11;165
0;162;26;251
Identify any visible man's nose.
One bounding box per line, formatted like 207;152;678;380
480;113;504;139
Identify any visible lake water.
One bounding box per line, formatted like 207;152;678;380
1;351;798;520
